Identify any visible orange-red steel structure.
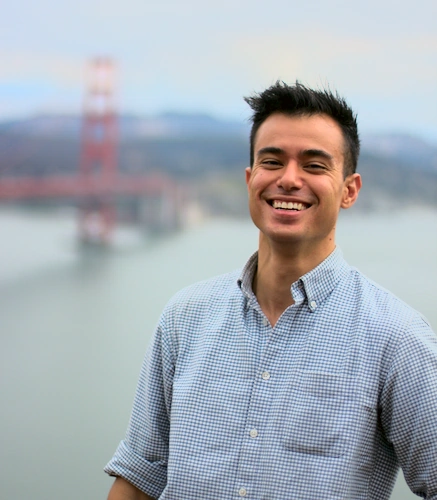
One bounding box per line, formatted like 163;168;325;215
0;174;176;199
79;57;120;243
0;58;180;244
80;57;118;181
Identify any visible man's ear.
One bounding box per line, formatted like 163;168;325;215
245;166;252;187
341;173;362;209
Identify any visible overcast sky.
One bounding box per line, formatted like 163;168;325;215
2;0;437;142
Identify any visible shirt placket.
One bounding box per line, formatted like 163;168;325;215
233;304;301;499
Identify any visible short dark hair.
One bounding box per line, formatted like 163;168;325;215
244;81;360;176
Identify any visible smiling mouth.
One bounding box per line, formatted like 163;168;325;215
270;200;310;211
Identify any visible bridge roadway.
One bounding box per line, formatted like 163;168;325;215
0;173;176;200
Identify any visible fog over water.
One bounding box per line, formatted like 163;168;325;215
1;207;436;499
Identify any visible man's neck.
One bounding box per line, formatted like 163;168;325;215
253;237;335;326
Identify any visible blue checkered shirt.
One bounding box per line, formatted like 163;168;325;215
105;248;437;499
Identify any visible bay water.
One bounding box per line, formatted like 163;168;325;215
1;206;436;499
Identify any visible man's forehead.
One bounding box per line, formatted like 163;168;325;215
254;112;345;154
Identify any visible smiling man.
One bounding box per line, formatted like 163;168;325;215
246;111;361;327
105;82;437;500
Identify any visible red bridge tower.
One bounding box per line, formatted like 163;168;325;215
79;57;118;244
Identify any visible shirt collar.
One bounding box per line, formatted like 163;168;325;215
299;247;350;311
238;251;258;301
238;247;350;311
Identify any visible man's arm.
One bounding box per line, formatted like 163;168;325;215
107;477;155;500
104;318;173;498
381;316;437;498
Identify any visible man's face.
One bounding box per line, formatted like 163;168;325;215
246;112;361;255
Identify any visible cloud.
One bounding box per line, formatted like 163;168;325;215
0;0;436;139
0;50;84;85
226;32;437;98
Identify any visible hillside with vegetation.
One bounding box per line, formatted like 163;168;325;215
0;114;436;217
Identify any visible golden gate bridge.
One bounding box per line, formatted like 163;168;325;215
0;58;181;245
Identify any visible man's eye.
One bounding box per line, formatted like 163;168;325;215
306;164;326;170
262;159;281;166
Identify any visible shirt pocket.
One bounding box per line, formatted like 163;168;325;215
280;371;370;458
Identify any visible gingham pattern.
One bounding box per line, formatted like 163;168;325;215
105;248;437;500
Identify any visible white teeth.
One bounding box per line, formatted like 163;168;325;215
272;200;307;211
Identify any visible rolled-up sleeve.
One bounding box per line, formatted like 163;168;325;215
104;309;176;499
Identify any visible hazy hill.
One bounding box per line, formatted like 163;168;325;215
0;113;436;214
0;113;249;139
361;133;437;173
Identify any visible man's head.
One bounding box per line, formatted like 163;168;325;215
244;81;360;177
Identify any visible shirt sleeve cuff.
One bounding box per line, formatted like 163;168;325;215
104;440;167;499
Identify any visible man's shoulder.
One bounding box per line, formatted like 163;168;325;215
165;268;242;311
347;266;432;331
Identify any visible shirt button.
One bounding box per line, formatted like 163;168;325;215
310;300;317;309
249;428;258;438
262;317;269;326
239;487;247;497
262;371;271;380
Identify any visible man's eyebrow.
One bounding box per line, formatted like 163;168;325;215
256;147;334;161
256;146;286;157
301;149;333;161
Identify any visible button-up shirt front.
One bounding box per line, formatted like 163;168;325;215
105;249;437;499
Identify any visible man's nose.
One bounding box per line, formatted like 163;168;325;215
276;163;303;191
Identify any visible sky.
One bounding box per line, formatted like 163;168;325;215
2;0;437;142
